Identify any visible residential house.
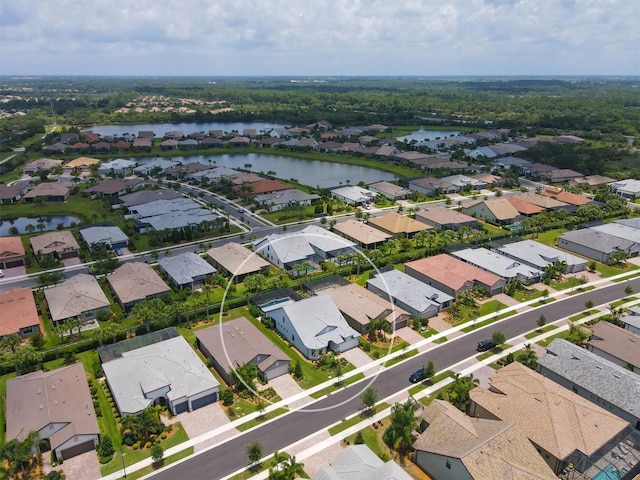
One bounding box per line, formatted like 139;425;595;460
137;131;155;139
513;192;571;212
407;177;456;196
266;295;360;360
23;183;72;203
128;197;218;233
537;339;640;430
6;363;100;460
30;231;80;261
98;158;137;176
621;307;640;336
414;206;480;231
405;254;505;297
558;229;640;263
133;158;180;176
44;142;67;154
553;135;585;144
496;239;587;273
206;242;270;283
84;178;143;198
200;137;223;149
609;179;640;199
470;172;502;187
470;362;630;474
0;183;28;204
542;168;585;184
102;335;219;416
195;317;290;384
450;247;544;285
587;321;640;374
23;158;63;175
311;445;413;480
0;288;40;339
616;218;640;231
439;174;486;191
491;156;532;171
333;219;391;249
241;179;291;197
367;269;453;318
180;139;199;150
505;196;546;216
106;262;171;311
330;185;376;206
79;225;129;252
540;187;592;206
158;252;217;290
572;175;616;187
367;212;432;238
228;136;251;147
368;181;412;200
321;283;411;333
413;400;557;480
117;188;183;209
64;156;100;172
44;274;110;325
462;198;521;225
253;188;320;212
132;138;152;151
0;236;26;268
591;222;640;245
160;139;179;150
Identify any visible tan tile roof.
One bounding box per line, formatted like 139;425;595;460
107;262;170;305
464;198;520;221
65;156;100;168
23;182;71;199
469;362;627;460
30;231;80;256
506;196;546;215
0;236;26;261
368;212;432;235
540;189;591;206
0;287;39;336
206;242;270;277
406;254;502;291
414;400;556;480
333;219;391;246
415;206;477;226
44;274;110;322
589;321;640;367
515;192;568;209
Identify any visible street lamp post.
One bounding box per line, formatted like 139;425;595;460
120;447;127;478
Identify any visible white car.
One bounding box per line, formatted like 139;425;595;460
0;269;4;278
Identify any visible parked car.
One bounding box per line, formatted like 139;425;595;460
477;339;496;352
115;249;123;256
0;269;4;278
409;368;427;383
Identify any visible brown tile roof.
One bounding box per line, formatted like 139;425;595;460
23;182;72;200
243;179;291;195
406;254;502;291
0;287;39;336
0;236;26;261
333;219;391;246
106;262;170;305
540;189;591;206
30;231;80;257
588;321;640;368
414;400;556;480
206;242;270;277
469;362;627;460
368;212;432;235
85;178;143;195
505;196;546;215
415;206;478;226
514;192;568;209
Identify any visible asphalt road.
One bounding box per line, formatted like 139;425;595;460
151;275;640;480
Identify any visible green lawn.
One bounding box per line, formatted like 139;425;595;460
531;297;556;307
0;371;17;446
236;407;289;432
565;285;596;295
536;228;568;246
569;310;599;322
122;447;195;480
611;296;638;308
524;325;558;339
328;403;390;436
383;349;418;367
407;370;454;396
597;262;639;278
510;288;544;302
309;373;365;399
477;300;507;317
537;331;571;348
433;336;448;344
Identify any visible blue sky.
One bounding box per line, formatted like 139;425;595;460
1;0;638;76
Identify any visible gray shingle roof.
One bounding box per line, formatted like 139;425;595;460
79;226;128;247
366;269;452;311
559;229;637;254
496;240;587;270
450;247;544;281
44;273;110;322
158;252;217;286
311;445;413;480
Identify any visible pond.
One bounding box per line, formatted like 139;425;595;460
137;153;395;188
0;215;82;237
83;122;286;138
396;128;462;142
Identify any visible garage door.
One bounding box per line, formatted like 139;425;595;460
5;259;24;268
60;439;96;460
173;401;189;415
190;393;217;411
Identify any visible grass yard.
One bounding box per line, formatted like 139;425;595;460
310;372;365;399
383;349;418;367
122;447;195;480
236;407;289;432
611;296;638;308
569;310;599;322
524;325;558;339
536;228;568;247
537;331;571;348
510;287;544;302
328;403;390;436
407;370;454;396
597;262;639;278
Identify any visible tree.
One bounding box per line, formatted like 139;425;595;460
491;330;506;347
537;315;547;329
423;360;436;380
360;386;378;414
97;435;114;458
246;441;263;470
585;299;595;311
291;359;303;380
624;284;634;296
447;373;479;412
150;444;164;466
368;316;391;343
518;343;538;369
0;333;21;354
383;397;419;464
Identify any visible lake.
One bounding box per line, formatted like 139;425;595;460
396;129;462;142
0;215;82;237
83;122;286;137
137;153;395;188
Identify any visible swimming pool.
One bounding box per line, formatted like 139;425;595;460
591;465;628;480
259;297;294;312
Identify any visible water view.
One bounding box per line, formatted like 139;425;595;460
396;128;462;142
83;122;286;137
0;215;82;237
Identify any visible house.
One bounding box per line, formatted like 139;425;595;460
491;155;532;171
439;174;486;191
311;445;412;480
450;247;544;285
133;158;180;176
470;172;502;187
540;187;592;206
84;178;143;198
0;236;26;268
253;188;320;212
98;158;137;176
572;175;616;187
158;252;217;290
367;269;453;318
505;196;545;216
128;197;218;233
414;206;480;231
200;137;223;148
537;339;640;430
241;179;291;196
367;181;412;200
206;242;270;282
137;130;155;138
60;132;79;144
44;142;67;154
30;231;80;261
132;138;152;151
23;183;72;203
616;218;640;231
462;198;521;225
330;185;376;206
621;307;640;336
6;363;100;460
553;134;585;144
102;334;219;416
227;136;251;147
253;225;356;271
117;188;183;209
588;321;640;374
542;168;585;184
195;317;290;384
160;139;179;150
512;192;570;211
496;239;587;273
320;283;411;333
405;254;505;297
23;157;63;175
407;177;456;196
591;222;640;245
79;225;129;252
470;362;630;474
44;274;110;325
106;262;171;311
609;179;640;199
413;400;557;480
558;229;640;263
64;156;100;171
367;212;432;238
267;295;360;360
0;288;40;339
333;219;391;249
0;183;28;204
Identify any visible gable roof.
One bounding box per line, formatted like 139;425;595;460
590;222;640;243
469;362;628;460
415;206;478;226
333;219;392;246
30;231;80;256
0;236;26;261
243;179;291;195
450;247;544;280
505;196;546;215
559;229;638;254
44;273;109;322
496;240;587;270
463;198;520;221
368;212;432;235
106;262;170;305
513;192;568;209
118;188;183;207
0;287;39;336
540;188;591;206
85;178;143;195
65;156;100;169
23;182;71;199
367;269;453;311
588;321;640;368
206;242;270;277
414;400;556;480
312;445;412;480
79;226;129;247
367;181;412;198
158;252;217;286
406;254;503;291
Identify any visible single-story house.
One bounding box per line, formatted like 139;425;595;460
414;399;556;480
266;295;360;360
558;229;640;263
60;132;79;144
44;273;110;325
30;231;80;261
132;138;152;151
496;239;587;273
462;198;521;225
505;196;546;216
470;172;502;187
405;254;505;297
366;269;453;319
591;222;640;244
540;187;592;206
0;236;26;268
609;179;640;199
311;445;413;480
23;157;63;175
228;136;251;147
542;168;585;184
240;179;291;196
206;242;270;283
450;247;544;285
195;317;290;384
158;252;217;290
102;335;219;416
0;287;40;339
571;175;616;187
367;181;412;200
253;188;320;212
79;225;129;252
407;177;456;196
588;321;640;374
470;362;630;475
84;178;143;198
0;183;28;204
333;219;391;249
117;188;183;208
330;185;376;206
537;339;640;430
621;307;640;336
6;363;100;460
106;262;171;311
23;183;72;203
133;158;180;176
512;192;571;212
367;212;432;238
97;158;138;176
64;156;100;171
439;174;486;191
414;206;480;231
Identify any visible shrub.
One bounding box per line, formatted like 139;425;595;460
145;441;152;449
99;456;112;464
132;443;139;450
95;408;102;417
160;432;168;440
90;386;98;396
47;471;63;480
220;388;234;406
354;431;365;445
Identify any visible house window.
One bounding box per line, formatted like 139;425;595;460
446;459;451;470
571;385;578;394
22;326;33;334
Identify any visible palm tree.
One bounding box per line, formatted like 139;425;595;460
518;343;538;369
105;322;120;344
0;333;21;354
447;373;479;412
383;398;419;465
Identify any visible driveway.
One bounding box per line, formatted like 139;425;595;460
163;402;235;453
44;449;101;480
0;264;26;279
